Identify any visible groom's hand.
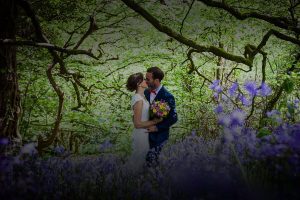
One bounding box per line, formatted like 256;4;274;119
147;125;158;132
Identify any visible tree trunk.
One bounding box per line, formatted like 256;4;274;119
0;0;22;152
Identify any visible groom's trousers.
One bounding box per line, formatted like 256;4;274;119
145;143;163;167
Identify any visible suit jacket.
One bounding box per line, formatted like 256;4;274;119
144;86;178;149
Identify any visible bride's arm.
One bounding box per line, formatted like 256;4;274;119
133;100;161;128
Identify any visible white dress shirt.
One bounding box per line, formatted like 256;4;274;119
150;85;162;103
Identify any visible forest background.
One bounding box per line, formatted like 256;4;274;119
1;0;299;156
1;0;300;199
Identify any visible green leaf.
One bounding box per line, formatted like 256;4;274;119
282;78;294;94
287;104;295;115
257;128;272;138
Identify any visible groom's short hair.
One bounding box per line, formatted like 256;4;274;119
147;67;164;82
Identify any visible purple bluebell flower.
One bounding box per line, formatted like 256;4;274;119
275;116;283;124
290;124;300;135
217;114;231;127
214;104;223;114
288;154;299;166
54;145;65;155
259;82;272;97
266;109;280;117
99;139;113;151
20;143;37;155
259;143;276;157
191;129;197;136
274;132;291;144
244;81;257;97
229;109;246;127
228;82;238;97
215;85;222;93
221;94;229;102
213;92;219;100
273;144;288;157
0;137;9;145
289;124;300;151
294;99;299;108
223;128;234;143
210;80;222;94
209;80;220;90
238;94;251;106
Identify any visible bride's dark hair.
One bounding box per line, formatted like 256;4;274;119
126;73;144;92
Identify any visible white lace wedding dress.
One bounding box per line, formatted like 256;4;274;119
127;93;150;173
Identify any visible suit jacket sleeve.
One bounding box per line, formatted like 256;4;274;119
156;94;178;132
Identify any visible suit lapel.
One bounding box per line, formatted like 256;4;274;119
154;86;165;102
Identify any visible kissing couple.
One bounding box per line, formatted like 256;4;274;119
126;66;178;172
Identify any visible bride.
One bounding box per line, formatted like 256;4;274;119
126;72;162;172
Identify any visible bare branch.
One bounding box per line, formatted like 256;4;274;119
105;59;147;77
186;49;240;107
197;0;300;34
0;39;99;59
180;0;195;35
252;29;300;57
74;16;98;50
259;52;300;127
63;20;89;48
16;0;101;152
71;80;83;111
121;0;253;67
225;64;251;81
17;0;45;41
37;61;64;153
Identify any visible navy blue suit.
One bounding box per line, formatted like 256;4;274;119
144;86;178;166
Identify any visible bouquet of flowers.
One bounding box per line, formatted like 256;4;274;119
150;100;171;118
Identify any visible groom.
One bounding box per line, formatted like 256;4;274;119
144;67;178;167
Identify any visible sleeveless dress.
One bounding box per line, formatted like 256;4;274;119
127;93;150;173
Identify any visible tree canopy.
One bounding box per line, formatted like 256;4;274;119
0;0;299;154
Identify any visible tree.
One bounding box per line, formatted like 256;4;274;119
0;0;98;153
0;0;22;149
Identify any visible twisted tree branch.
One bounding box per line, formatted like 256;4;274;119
16;0;99;152
121;0;253;67
197;0;300;34
0;39;98;59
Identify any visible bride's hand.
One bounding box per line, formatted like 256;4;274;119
153;118;163;124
